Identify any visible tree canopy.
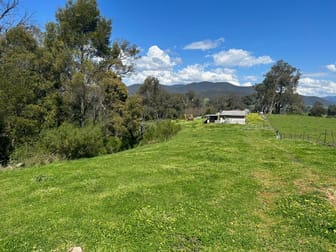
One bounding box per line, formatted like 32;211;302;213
255;60;302;114
0;0;141;165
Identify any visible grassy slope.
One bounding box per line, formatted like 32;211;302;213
0;116;335;251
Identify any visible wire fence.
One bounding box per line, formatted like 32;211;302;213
277;130;336;147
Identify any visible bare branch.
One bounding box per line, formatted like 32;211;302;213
0;0;18;21
0;0;31;33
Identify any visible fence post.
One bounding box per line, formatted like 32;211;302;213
324;129;327;145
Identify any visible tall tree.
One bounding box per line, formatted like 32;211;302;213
137;76;185;120
309;102;326;117
54;0;110;127
49;0;138;127
255;60;302;114
0;26;51;146
138;76;164;120
327;104;336;117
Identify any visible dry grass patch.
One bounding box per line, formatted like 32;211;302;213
325;188;336;207
293;169;320;193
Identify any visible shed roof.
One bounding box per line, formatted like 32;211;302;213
220;110;248;116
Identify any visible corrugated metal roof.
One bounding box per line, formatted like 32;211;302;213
220;110;248;116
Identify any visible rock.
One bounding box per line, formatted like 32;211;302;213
68;247;83;252
15;162;25;168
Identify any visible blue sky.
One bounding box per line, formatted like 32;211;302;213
19;0;336;96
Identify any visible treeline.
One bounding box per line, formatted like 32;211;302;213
0;0;179;166
309;102;336;117
139;61;336;120
137;76;256;120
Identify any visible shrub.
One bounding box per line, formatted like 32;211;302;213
309;102;326;117
141;120;181;144
10;144;60;167
10;123;123;165
38;123;106;159
246;113;263;124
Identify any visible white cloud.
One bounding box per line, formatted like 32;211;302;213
175;65;239;85
326;64;336;72
298;77;336;96
184;38;224;51
241;82;254;87
125;45;240;85
213;49;273;67
302;72;327;78
135;45;179;71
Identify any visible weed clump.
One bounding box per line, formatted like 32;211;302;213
141;120;181;144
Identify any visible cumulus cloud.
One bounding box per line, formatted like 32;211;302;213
183;38;224;51
298;77;336;96
125;45;240;85
213;49;273;67
326;64;336;72
135;45;179;71
175;65;239;85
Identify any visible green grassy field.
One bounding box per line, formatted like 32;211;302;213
269;114;336;145
1;115;336;251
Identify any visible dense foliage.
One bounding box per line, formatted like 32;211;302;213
0;0;142;165
255;60;303;114
309;101;326;117
141;120;181;144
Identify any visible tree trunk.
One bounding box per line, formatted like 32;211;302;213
80;97;85;127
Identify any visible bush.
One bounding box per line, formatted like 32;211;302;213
10;121;181;166
309;102;326;117
10;144;60;167
38;123;106;159
10;123;123;165
141;120;181;144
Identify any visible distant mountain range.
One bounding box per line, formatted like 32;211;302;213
127;81;336;106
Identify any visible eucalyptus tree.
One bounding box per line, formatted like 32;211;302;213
0;26;51;146
48;0;139;127
255;60;302;114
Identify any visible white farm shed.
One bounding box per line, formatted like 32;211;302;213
205;110;248;124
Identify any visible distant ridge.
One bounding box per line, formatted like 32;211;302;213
323;96;336;104
128;81;254;98
301;96;333;106
127;81;335;106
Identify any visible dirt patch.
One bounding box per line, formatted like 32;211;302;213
325;188;336;207
293;169;336;207
253;170;285;208
258;191;274;205
294;169;320;193
253;170;285;191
